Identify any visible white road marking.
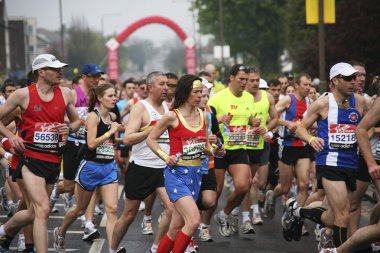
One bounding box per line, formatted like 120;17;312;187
89;239;105;253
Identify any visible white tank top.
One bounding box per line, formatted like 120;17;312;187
130;100;170;168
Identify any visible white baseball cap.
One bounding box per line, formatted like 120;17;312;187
329;62;357;80
32;54;68;71
259;78;269;89
201;77;213;89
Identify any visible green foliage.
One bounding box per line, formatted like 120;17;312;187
125;38;157;72
66;16;106;73
195;0;286;74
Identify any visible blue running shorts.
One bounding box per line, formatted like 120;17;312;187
75;160;118;191
164;165;202;203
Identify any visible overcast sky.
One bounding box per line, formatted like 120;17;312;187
6;0;196;45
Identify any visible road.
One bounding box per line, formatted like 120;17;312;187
0;173;375;253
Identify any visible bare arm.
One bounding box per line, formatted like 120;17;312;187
147;111;178;166
296;99;325;152
0;89;28;152
86;112;120;150
120;100;133;118
123;103;151;146
357;97;380;179
266;93;278;131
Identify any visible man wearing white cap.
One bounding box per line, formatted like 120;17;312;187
0;54;81;253
281;63;368;248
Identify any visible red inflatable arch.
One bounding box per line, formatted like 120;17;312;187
106;15;196;80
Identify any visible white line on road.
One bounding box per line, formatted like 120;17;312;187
89;239;105;253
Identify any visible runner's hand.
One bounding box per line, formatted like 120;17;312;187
166;155;179;166
249;113;261;127
110;122;121;134
53;123;69;136
286;121;298;133
309;137;324;152
208;134;217;144
8;135;24;153
369;165;380;180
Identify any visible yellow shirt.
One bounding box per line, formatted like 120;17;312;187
211;81;225;93
208;88;255;150
246;90;269;150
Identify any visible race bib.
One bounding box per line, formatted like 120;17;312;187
228;125;247;146
33;123;59;144
246;127;260;147
181;136;206;160
96;140;114;159
158;130;170;144
329;124;356;149
376;137;380;154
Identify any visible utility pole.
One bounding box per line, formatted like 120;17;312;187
59;0;64;58
218;0;225;79
318;0;327;92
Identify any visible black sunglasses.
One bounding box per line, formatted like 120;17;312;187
336;74;356;82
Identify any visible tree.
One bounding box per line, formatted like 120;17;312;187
194;0;286;74
163;38;185;74
66;16;106;74
284;0;380;79
125;38;157;72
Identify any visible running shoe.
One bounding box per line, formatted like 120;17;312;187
198;226;212;242
372;241;380;251
229;214;239;234
139;201;145;211
240;220;255;234
82;225;100;241
314;224;322;242
8;201;19;217
150;244;158;253
53;227;65;253
94;203;103;215
214;212;231;237
318;227;334;251
63;193;74;212
263;190;275;219
318;248;337;253
184;238;198;253
252;212;263;225
116;247;126;253
302;223;310;236
17;235;25;252
141;219;154;235
189;238;198;250
49;186;59;212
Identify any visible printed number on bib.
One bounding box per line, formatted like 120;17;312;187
329;124;356;149
33;123;59;144
96;140;114;159
246;127;260;147
228;125;246;146
181;136;206;160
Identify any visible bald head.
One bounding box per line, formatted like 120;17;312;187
205;64;216;81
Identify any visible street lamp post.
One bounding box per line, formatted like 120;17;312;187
101;13;120;38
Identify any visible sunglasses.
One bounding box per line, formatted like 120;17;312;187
336;74;356;82
238;65;249;71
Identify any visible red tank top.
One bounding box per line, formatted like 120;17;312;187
169;109;206;162
22;83;66;163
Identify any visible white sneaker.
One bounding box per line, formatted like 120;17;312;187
17;235;25;252
94;203;103;215
139;201;145;211
82;224;100;241
252;212;263;225
198;225;212;242
141;219;154;235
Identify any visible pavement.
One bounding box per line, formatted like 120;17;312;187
0;172;375;253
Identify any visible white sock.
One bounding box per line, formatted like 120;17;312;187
18;233;24;240
7;200;13;206
219;210;228;219
85;221;94;228
231;207;240;216
150;243;158;252
144;215;152;221
252;204;259;214
109;249;117;253
242;211;250;223
0;225;5;237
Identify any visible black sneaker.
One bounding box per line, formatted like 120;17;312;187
293;218;304;241
117;247;126;253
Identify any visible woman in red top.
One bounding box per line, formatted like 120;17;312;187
147;75;224;253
